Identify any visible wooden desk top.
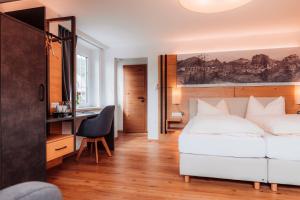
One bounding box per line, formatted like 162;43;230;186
76;111;99;118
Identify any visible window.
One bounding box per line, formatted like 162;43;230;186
76;38;101;110
76;55;88;107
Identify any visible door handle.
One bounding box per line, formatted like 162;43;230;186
39;84;45;102
137;96;145;100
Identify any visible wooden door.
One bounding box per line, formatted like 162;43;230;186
0;15;46;188
123;65;147;133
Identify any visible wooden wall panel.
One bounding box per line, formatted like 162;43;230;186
49;41;62;113
166;55;177;120
49;122;62;135
167;55;177;65
235;86;300;114
160;56;166;133
165;55;300;126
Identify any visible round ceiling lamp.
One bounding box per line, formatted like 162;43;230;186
179;0;252;13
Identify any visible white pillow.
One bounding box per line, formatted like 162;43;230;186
246;96;285;118
197;99;229;116
188;115;265;137
249;114;300;136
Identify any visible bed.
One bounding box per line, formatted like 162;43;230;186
179;97;277;189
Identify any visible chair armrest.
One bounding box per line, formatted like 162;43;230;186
0;182;62;200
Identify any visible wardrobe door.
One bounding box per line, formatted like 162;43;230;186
0;15;46;188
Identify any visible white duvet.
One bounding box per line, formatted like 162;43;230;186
184;115;265;137
248;114;300;136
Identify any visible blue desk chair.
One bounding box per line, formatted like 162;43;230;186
76;106;115;163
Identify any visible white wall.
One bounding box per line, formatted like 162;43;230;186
102;30;300;140
116;58;148;131
101;49;159;139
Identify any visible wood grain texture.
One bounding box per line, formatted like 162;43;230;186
47;132;300;200
160;55;167;133
166;55;300;125
123;65;147;133
49;122;62;135
49;41;62;113
47;157;63;170
47;135;74;162
235;86;300;114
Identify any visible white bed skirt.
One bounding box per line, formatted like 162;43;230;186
268;159;300;185
180;153;268;183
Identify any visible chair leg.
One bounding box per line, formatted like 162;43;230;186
95;140;99;164
76;138;87;161
101;137;112;157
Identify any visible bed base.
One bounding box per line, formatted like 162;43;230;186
268;159;300;192
180;153;268;188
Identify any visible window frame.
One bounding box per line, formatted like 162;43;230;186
76;54;89;108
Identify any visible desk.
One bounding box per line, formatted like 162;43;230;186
47;110;115;152
76;111;99;118
46;109;114;169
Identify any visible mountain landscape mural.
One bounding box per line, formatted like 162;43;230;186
177;48;300;86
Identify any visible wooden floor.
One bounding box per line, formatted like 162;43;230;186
48;132;300;200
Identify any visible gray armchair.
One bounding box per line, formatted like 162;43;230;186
76;106;115;164
0;182;62;200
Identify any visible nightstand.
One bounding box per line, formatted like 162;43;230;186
166;118;184;132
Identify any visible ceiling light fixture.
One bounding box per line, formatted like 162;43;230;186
179;0;252;13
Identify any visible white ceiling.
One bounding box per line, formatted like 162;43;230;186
14;0;300;47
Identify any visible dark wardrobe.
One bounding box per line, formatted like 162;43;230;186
0;13;46;188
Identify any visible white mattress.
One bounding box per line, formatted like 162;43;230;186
179;133;266;158
265;133;300;161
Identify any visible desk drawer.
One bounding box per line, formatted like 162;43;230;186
47;136;74;162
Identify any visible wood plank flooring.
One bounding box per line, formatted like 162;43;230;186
47;132;300;200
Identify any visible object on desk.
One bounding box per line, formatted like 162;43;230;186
76;106;115;164
53;112;72;118
51;102;60;109
55;105;68;113
56;105;62;113
172;112;183;118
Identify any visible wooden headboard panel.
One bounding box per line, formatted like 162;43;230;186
235;86;300;114
165;55;300;125
189;97;279;119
